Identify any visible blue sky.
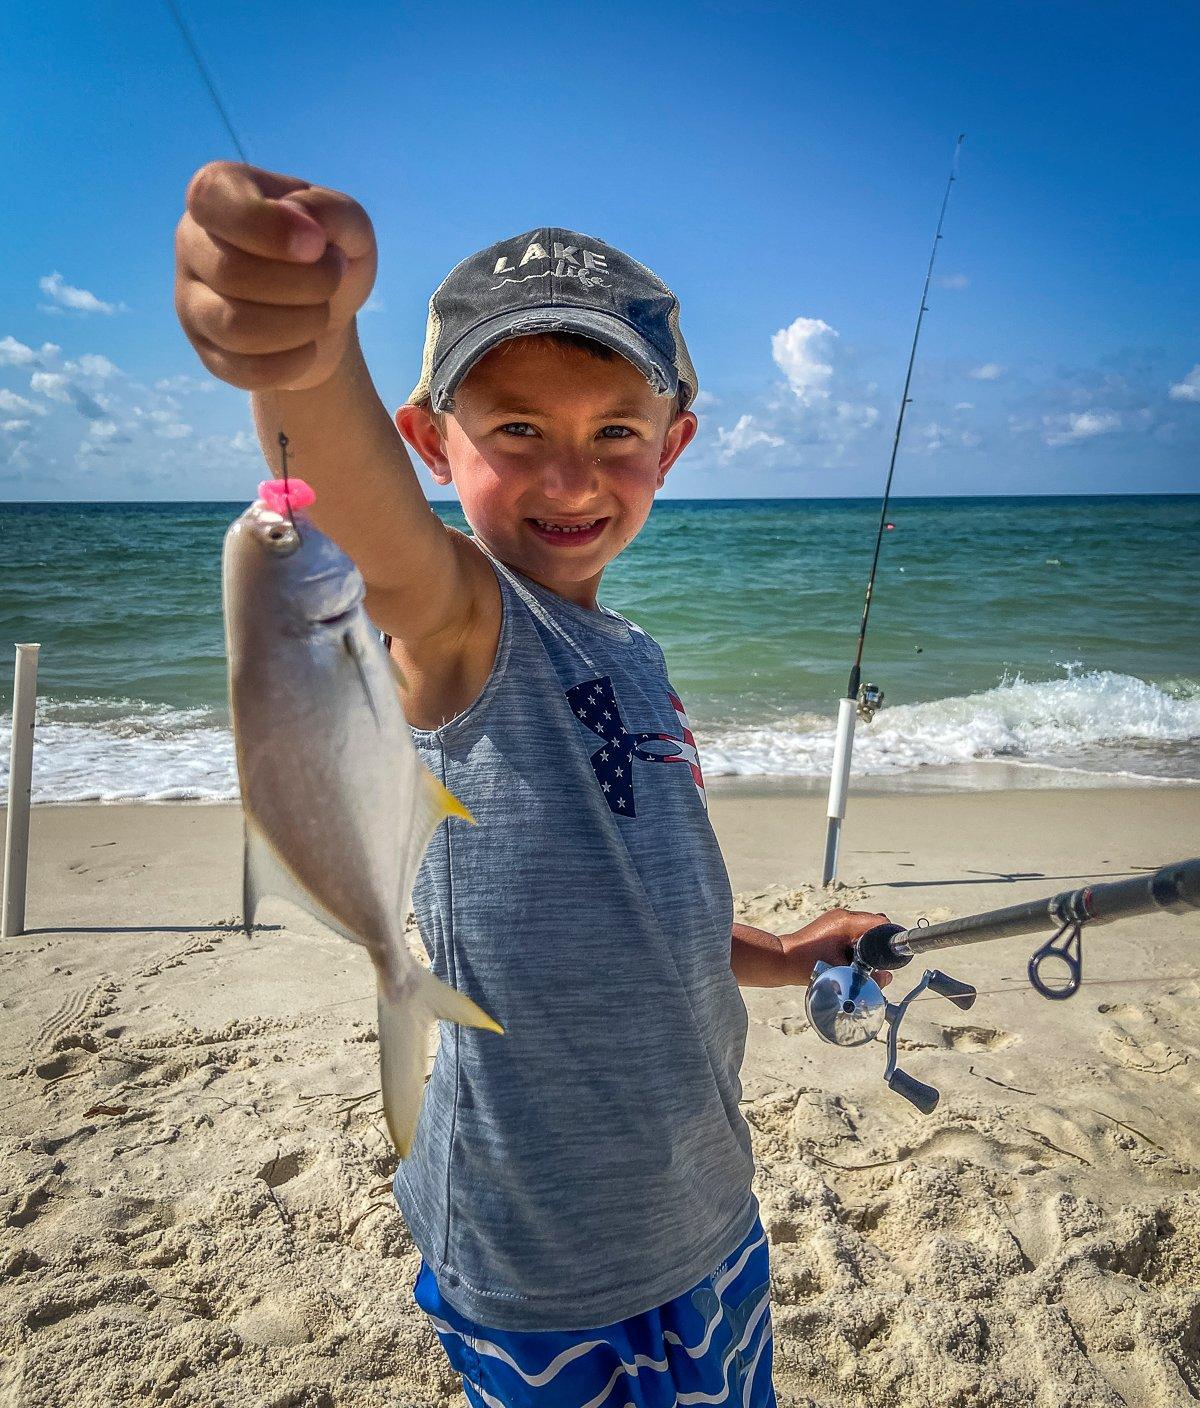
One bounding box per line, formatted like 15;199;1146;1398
2;0;1197;500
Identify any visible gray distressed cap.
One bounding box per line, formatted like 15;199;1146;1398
409;227;698;413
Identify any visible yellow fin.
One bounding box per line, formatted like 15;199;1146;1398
377;966;503;1157
423;769;474;825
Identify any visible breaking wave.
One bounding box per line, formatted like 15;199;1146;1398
1;670;1197;802
702;670;1200;783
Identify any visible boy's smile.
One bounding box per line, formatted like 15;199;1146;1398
396;336;697;609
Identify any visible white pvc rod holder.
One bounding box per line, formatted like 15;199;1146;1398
3;643;39;938
821;696;857;887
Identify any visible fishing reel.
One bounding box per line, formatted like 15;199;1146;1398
805;923;976;1114
856;681;885;722
805;860;1200;1114
805;918;1084;1114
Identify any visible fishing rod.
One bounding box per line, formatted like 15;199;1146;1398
805;857;1200;1113
821;134;965;888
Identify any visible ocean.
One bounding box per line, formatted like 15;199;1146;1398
1;495;1198;802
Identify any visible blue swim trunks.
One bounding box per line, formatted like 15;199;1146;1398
413;1217;776;1407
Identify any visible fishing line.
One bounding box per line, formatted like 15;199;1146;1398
163;0;251;166
163;0;294;519
821;135;965;887
853;134;964;690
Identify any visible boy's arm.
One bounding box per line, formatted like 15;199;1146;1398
250;332;498;656
175;161;498;724
731;910;893;988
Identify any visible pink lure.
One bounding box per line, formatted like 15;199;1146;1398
258;478;316;514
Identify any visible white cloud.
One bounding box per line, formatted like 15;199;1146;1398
919;421;983;454
30;370;107;420
38;272;124;316
700;313;885;472
2;419;32;434
1043;410;1121;446
1168;364;1200;402
832;400;879;430
0;335;60;367
155;421;193;440
230;429;259;453
0;389;48;417
954;401;974;411
154;374;214;394
715;414;784;462
968;362;1005;381
935;273;969;290
89;419;122;440
29;371;70;403
691;389;719;411
72;353;119;379
771;317;837;402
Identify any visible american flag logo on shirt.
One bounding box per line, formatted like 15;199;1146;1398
565;676;707;817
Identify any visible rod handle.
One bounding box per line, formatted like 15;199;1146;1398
855;922;910;970
926;970;977;1010
887;1067;940;1114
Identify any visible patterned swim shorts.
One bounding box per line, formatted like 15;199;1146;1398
414;1217;776;1407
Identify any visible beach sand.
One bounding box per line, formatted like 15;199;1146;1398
2;786;1198;1407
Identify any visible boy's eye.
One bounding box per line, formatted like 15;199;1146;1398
598;425;634;440
499;422;537;437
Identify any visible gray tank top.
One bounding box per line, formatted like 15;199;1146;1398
392;555;757;1332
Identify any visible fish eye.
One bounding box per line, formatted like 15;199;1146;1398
260;520;300;555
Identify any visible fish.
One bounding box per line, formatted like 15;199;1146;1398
222;480;502;1156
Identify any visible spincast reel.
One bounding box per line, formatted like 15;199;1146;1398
807;938;976;1115
803;859;1200;1115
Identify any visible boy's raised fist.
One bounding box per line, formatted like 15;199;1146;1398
174;161;377;392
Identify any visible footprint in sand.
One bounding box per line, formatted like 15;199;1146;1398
1097;1027;1187;1075
935;1024;1019;1053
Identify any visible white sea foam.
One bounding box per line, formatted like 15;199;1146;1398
1;670;1197;802
702;670;1200;782
0;698;238;803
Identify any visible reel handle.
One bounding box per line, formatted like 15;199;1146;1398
887;1068;941;1114
926;970;977;1010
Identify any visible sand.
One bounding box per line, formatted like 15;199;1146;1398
1;786;1198;1407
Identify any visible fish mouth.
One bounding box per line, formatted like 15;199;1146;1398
312;606;358;627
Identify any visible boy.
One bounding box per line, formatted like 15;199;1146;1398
175;163;890;1406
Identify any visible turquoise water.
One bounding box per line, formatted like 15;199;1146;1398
1;496;1198;800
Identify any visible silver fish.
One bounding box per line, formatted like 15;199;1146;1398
222;495;501;1155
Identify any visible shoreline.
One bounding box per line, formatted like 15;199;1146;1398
12;765;1200;810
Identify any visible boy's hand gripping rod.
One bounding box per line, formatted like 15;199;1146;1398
805;857;1200;1114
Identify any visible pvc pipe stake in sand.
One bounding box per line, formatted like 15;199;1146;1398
3;643;39;939
821;696;857;886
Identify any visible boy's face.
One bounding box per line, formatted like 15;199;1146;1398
396;337;696;606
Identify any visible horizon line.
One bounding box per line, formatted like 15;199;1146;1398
2;490;1198;507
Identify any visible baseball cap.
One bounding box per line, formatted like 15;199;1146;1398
408;227;698;414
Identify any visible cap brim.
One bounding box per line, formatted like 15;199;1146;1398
428;307;679;413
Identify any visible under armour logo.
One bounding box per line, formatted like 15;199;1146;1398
566;676;683;818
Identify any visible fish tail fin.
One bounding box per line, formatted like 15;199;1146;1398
376;966;502;1158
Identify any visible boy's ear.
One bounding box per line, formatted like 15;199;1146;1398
656;409;698;488
395;403;452;486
